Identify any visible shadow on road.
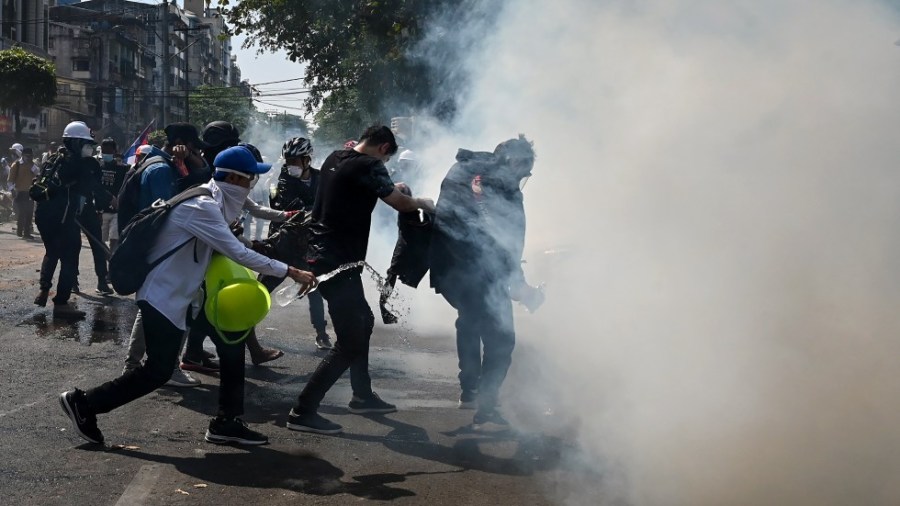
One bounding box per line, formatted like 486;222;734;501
343;414;564;477
126;445;420;500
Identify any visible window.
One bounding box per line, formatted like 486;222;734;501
73;59;90;72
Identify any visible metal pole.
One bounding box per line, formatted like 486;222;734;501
184;35;190;123
160;0;169;127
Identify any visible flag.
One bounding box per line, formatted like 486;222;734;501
123;120;156;165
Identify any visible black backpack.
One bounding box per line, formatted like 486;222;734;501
109;186;211;296
116;154;168;234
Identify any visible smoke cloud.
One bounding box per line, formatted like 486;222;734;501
381;0;900;504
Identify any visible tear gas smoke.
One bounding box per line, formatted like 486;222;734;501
369;0;900;504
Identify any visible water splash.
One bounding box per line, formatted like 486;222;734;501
274;262;412;346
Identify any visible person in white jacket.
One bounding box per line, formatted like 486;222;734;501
60;146;316;446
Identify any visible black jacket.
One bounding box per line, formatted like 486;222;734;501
35;154;101;225
270;167;320;212
429;149;526;294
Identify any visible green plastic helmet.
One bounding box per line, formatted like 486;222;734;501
204;254;271;344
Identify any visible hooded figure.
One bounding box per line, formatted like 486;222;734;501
429;135;543;428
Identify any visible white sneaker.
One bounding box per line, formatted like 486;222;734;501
165;368;201;387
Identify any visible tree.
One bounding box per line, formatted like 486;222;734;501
0;47;57;137
148;129;167;148
188;85;254;132
223;0;500;134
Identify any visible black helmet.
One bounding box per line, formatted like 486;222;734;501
238;142;264;163
202;121;241;149
282;137;313;159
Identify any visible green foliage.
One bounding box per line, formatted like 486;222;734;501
311;90;372;148
188;85;253;132
148;129;167;148
0;47;57;135
222;0;469;122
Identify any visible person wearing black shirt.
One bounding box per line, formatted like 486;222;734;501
286;125;434;435
96;138;128;253
264;136;333;350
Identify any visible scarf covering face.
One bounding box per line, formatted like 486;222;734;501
214;179;251;223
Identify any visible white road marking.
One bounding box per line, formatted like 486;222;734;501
115;464;162;506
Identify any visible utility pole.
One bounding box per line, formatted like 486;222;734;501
160;0;170;127
184;37;190;123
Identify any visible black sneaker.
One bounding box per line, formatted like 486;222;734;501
286;409;343;435
95;283;113;296
458;389;478;410
315;331;333;350
59;390;104;444
34;290;49;307
473;408;510;431
205;417;268;445
348;392;397;414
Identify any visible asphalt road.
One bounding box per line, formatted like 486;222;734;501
0;219;593;505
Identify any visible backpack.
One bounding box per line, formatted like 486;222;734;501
28;154;65;202
116;154;168;233
109;186;211;296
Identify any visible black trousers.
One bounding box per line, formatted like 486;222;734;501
14;192;34;236
77;210;108;283
34;210;80;304
85;302;247;419
441;282;516;411
295;269;374;413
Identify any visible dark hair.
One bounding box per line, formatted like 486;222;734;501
101;138;117;149
359;125;398;155
22;147;33;155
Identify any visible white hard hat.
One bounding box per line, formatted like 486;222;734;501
62;121;95;141
10;143;23;152
398;149;415;162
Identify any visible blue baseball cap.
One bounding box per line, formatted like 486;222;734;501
213;145;272;175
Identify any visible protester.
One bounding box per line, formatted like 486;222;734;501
41;142;57;164
182;123;293;366
96;139;128;252
0;157;9;191
74;142;114;296
120;123;209;387
60;145;317;446
181;139;295;371
429;135;544;428
32;122;98;318
9;147;39;239
286;125;434;434
264;136;332;350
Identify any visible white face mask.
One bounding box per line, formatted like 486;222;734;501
287;165;304;178
81;145;95;158
215;180;252;223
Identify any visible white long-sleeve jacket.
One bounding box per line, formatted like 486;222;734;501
138;181;288;330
